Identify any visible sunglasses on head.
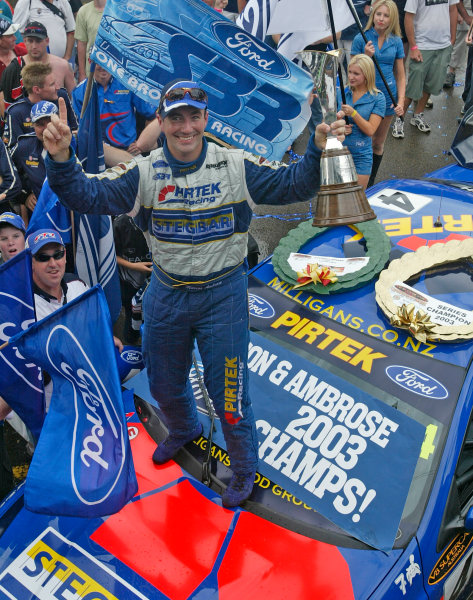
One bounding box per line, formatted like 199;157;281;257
33;248;65;262
161;87;208;107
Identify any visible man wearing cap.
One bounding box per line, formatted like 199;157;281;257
4;62;77;148
11;100;57;215
27;228;87;320
0;210;25;263
13;0;75;60
0;17;26;79
0;21;75;114
43;80;346;508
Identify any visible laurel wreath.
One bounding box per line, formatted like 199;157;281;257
375;238;473;342
272;219;391;294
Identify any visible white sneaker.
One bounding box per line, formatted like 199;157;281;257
392;117;404;138
410;113;431;133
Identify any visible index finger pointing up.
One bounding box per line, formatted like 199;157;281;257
58;96;68;122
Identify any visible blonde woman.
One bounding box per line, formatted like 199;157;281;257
352;0;406;186
338;54;386;190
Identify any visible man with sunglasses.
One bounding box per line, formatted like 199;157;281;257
43;78;346;508
27;228;88;321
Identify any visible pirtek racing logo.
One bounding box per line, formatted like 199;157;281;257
271;311;387;373
158;183;221;205
224;356;243;425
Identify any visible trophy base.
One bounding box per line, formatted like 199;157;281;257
312;181;377;227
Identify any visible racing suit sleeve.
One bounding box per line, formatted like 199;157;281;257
243;135;322;206
45;149;140;215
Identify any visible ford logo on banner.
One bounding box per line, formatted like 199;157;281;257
249;294;275;318
122;349;143;364
48;326;127;506
213;24;288;77
385;365;448;399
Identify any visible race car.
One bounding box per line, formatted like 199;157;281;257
1;117;473;599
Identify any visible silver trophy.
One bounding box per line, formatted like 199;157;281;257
297;49;376;226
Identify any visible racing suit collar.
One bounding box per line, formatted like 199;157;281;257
163;137;208;177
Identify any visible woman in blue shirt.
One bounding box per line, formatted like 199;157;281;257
352;0;405;186
338;54;386;190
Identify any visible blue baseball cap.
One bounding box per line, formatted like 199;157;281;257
30;100;58;123
158;80;208;118
26;229;64;254
0;212;26;233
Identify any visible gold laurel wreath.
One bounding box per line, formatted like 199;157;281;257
375;238;473;342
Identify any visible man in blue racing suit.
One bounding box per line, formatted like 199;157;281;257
43;79;346;508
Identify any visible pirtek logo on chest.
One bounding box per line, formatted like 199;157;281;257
271;311;387;373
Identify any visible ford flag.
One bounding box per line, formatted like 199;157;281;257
0;250;44;441
76;80;121;323
10;285;138;517
91;0;313;160
27;178;72;244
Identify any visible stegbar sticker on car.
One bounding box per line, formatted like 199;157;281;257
0;528;150;600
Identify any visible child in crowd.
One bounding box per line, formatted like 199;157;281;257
0;211;25;264
338;54;386;190
351;0;405;185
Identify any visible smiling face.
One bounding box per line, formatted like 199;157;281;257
157;106;208;162
0;225;25;261
348;64;367;91
32;242;66;297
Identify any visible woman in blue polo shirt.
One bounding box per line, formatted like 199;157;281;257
338;54;386;190
352;0;405;186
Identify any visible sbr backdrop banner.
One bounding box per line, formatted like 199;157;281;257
91;0;313;160
249;331;425;551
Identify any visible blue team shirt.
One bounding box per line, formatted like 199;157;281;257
351;29;404;114
73;77;156;149
337;86;386;158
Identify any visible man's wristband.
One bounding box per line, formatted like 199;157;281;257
351;109;357;118
410;45;418;50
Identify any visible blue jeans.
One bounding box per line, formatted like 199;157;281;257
142;265;259;473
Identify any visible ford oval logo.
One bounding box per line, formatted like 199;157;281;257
122;350;143;364
385;365;448;399
213;23;288;77
46;325;126;506
249;294;275;319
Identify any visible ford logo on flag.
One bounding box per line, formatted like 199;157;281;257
47;325;126;505
249;294;275;318
385;365;448;399
213;24;288;77
0;293;41;392
122;349;143;364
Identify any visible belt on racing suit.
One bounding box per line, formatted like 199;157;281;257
152;261;245;291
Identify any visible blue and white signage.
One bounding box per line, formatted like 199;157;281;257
249;332;425;550
91;0;313;160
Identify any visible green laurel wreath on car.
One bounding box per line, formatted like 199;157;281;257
272;219;391;295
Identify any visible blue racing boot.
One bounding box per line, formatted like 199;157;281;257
152;423;203;465
222;470;256;507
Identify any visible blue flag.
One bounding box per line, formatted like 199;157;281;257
0;251;44;440
91;0;313;160
26;178;72;244
10;285;138;517
75;80;121;323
